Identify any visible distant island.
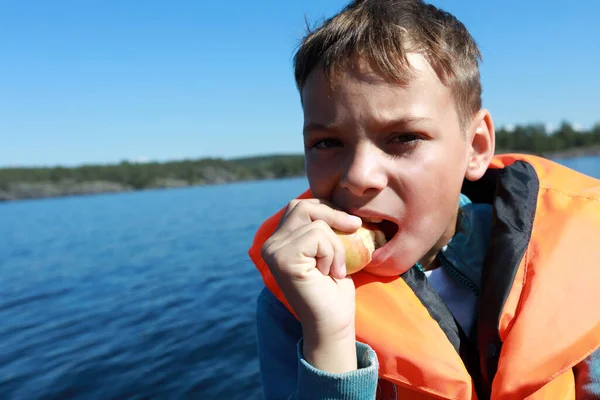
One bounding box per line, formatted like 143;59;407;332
1;121;598;202
0;154;305;201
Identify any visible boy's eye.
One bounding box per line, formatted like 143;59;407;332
388;133;420;144
312;138;343;149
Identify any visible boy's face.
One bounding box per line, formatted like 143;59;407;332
301;53;476;276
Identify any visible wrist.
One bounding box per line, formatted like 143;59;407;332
302;327;357;374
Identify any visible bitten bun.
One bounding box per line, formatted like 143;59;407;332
334;226;385;274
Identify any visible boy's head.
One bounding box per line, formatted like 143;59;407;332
294;0;483;133
294;0;496;275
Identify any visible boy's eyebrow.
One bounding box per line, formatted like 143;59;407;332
303;122;335;136
303;116;432;135
378;116;432;129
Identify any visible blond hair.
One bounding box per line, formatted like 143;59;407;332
294;0;482;132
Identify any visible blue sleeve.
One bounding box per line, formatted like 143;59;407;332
256;287;379;400
574;347;600;399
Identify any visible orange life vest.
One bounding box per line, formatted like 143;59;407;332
249;154;600;399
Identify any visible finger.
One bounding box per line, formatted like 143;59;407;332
281;199;362;234
326;225;348;279
265;200;321;255
295;227;334;277
304;220;347;279
312;229;335;277
280;198;321;225
280;220;347;279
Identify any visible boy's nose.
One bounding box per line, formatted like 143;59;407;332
339;147;387;196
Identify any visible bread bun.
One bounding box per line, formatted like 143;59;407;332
335;226;385;274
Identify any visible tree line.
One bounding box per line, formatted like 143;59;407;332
1;121;599;191
496;121;600;154
0;155;306;191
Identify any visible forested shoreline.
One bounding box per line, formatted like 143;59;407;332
0;155;305;201
2;122;599;201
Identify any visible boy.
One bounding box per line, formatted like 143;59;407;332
249;0;600;398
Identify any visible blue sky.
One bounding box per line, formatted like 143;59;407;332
1;1;599;167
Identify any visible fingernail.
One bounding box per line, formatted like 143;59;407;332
349;215;362;225
342;264;347;277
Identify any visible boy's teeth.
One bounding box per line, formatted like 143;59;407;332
363;217;383;223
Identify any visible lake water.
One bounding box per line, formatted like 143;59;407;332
1;156;599;399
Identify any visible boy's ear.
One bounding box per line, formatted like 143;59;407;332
465;109;495;181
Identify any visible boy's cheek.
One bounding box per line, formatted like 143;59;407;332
306;167;338;190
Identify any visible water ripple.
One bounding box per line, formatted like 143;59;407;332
0;178;312;399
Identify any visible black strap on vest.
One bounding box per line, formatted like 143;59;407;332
402;266;487;399
475;161;539;394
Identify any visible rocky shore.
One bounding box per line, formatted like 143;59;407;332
0;181;133;201
0;169;301;202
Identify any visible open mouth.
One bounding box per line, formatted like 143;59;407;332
361;218;399;248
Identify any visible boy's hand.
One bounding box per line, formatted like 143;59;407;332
261;199;362;373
